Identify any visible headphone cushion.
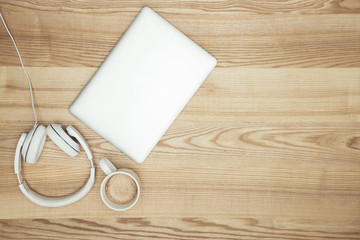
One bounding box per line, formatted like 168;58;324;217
25;125;47;164
21;126;37;161
47;124;80;157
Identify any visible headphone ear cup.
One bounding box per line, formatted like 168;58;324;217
46;124;80;157
21;126;37;161
23;125;47;164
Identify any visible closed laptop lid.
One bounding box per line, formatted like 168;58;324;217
70;7;217;163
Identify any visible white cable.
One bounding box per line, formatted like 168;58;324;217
0;12;38;127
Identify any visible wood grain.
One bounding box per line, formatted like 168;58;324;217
1;218;360;240
0;4;360;68
1;0;360;14
0;0;360;239
1;67;359;123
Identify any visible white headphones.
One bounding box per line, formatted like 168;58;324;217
14;124;95;207
0;13;96;207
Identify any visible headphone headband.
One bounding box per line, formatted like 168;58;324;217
14;128;95;207
18;169;95;207
14;133;26;182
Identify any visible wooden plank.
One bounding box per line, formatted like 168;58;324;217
0;218;359;240
1;67;359;123
1;0;360;14
0;12;359;68
1;122;360;219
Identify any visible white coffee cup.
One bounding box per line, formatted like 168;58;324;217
98;157;141;211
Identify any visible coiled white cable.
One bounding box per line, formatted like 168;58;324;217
0;12;38;127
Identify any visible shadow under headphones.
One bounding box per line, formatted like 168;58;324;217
14;124;95;207
0;12;95;207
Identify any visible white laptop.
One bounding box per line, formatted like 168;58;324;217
70;7;217;163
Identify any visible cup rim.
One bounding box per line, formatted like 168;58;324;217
100;170;140;211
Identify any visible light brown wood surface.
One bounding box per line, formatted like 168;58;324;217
1;0;360;239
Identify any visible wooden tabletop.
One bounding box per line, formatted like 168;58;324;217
1;1;360;239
